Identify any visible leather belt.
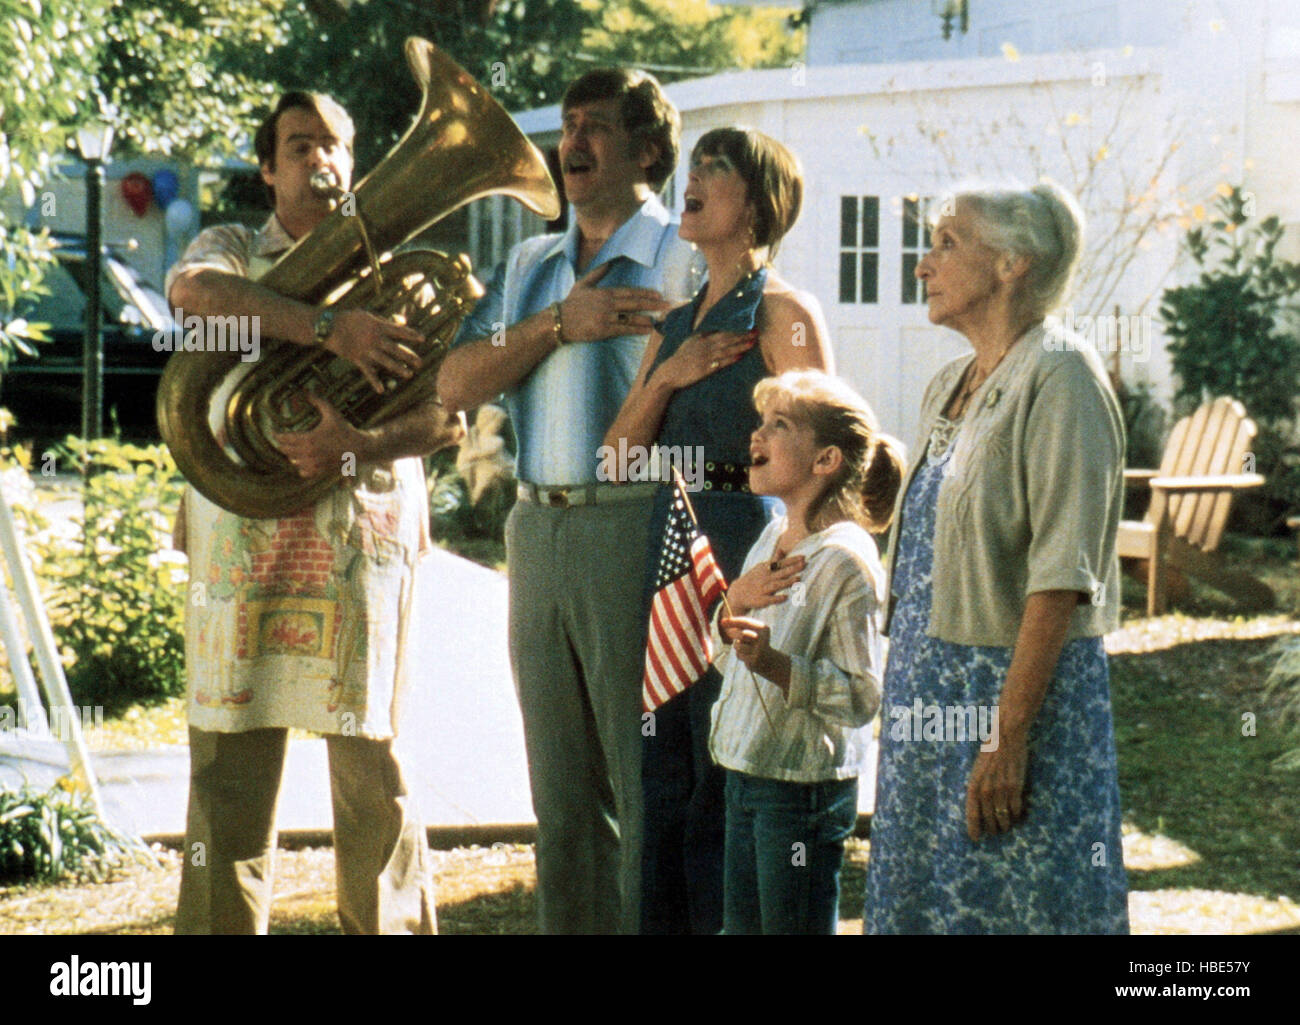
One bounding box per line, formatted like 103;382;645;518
516;481;659;509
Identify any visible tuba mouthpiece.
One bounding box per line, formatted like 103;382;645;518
310;170;343;203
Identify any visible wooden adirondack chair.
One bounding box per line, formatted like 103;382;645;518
1118;396;1275;616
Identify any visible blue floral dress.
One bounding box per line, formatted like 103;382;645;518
863;432;1129;934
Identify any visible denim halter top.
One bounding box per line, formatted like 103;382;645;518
647;266;769;471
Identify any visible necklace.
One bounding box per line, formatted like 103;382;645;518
948;363;984;420
694;260;763;331
712;261;762;302
948;339;1017;420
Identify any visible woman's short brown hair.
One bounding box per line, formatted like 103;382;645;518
693;127;803;259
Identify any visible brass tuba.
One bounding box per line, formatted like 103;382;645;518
157;37;561;519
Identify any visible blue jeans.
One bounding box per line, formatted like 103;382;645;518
723;771;858;935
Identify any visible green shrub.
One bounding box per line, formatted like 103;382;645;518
0;779;144;883
471;474;516;541
30;437;186;705
1116;378;1166;472
426;449;477;540
1159;185;1300;525
425;448;516;544
1115;379;1169;521
1264;635;1300;773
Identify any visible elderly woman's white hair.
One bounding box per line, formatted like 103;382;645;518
929;179;1085;320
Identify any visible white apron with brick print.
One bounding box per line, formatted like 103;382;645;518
182;456;429;740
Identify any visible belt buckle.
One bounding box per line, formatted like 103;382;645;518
547;487;570;509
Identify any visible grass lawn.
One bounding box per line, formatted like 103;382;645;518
1109;628;1300;924
2;531;1299;933
1103;535;1300;931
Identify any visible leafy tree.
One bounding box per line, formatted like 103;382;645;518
0;1;108;206
0;0;110;365
238;0;557;174
1160;185;1300;520
0;0;293;366
578;0;801;78
99;0;291;161
247;0;803;175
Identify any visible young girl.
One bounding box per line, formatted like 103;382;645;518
710;368;904;935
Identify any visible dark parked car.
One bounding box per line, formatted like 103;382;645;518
0;234;176;447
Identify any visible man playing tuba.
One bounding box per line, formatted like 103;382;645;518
168;91;442;935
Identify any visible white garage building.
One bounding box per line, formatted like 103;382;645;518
470;0;1300;445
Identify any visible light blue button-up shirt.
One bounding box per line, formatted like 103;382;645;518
453;195;700;486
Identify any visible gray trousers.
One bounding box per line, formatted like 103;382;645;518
506;495;652;934
175;726;437;935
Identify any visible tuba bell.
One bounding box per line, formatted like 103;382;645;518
156;37;561;520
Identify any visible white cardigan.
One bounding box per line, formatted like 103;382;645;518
883;323;1126;647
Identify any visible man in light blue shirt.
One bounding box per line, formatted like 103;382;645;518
439;68;698;933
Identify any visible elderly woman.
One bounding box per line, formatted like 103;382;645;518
603;127;831;934
862;181;1129;933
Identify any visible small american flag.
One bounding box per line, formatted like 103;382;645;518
642;480;728;714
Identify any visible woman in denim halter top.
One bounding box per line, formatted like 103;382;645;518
602;127;833;933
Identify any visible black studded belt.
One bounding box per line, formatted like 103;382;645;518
684;460;752;494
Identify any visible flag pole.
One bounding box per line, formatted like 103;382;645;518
672;468;776;732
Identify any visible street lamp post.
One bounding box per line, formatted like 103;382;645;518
75;121;115;443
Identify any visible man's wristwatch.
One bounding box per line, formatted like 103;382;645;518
313;308;336;348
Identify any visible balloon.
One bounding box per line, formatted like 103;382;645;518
164;198;197;235
120;172;153;217
152;168;180;209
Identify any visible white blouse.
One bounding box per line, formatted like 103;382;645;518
709;515;886;783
